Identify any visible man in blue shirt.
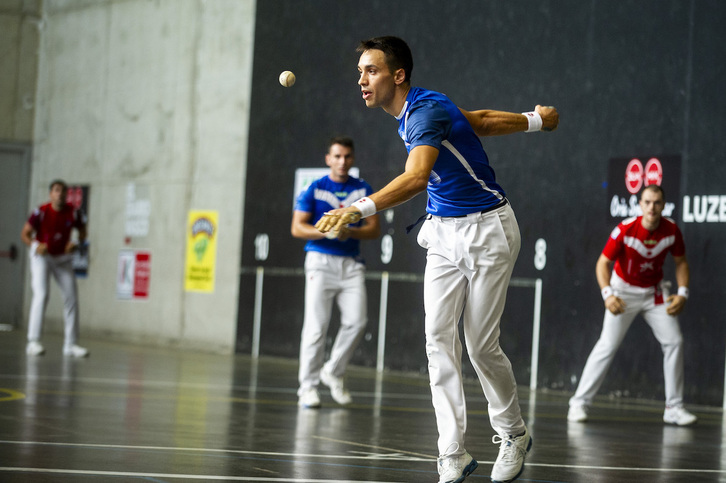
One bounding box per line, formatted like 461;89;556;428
292;136;381;409
315;37;558;483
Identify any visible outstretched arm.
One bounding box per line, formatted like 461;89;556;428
293;208;381;242
365;145;436;211
315;145;437;233
460;104;559;136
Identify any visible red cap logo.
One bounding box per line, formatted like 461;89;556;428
644;158;663;186
625;158;644;194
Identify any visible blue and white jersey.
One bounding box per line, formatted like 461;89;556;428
397;87;506;217
294;175;373;257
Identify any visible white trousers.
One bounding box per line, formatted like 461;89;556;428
417;203;524;456
27;242;80;346
570;273;685;408
298;251;367;394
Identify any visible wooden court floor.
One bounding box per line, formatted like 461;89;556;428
0;330;724;482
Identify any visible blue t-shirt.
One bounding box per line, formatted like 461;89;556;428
294;175;373;257
397;87;506;217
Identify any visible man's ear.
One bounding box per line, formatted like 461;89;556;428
394;68;406;86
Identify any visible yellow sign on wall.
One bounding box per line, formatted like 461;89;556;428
184;210;218;292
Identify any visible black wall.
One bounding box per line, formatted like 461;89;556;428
238;0;726;406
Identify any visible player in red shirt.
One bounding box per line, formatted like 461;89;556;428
567;185;696;425
20;180;89;358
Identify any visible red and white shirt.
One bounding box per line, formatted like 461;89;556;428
27;202;86;256
603;216;685;288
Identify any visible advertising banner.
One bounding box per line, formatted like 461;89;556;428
68;184;90;277
184;210;218;293
293;167;359;203
117;250;151;300
607;155;681;220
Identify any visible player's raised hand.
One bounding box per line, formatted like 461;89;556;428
315;207;361;234
666;294;687;316
535;105;559;132
605;295;626;315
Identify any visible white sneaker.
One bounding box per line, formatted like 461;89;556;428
437;451;478;483
320;367;352;405
491;428;532;483
63;344;89;358
26;341;45;356
664;406;697;426
298;387;321;408
567;404;589;422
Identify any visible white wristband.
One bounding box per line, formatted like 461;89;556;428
677;286;689;299
522;111;543;133
601;286;613;301
352;197;376;218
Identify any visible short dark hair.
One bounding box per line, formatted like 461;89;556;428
357;36;413;84
49;179;67;191
328;136;355;153
641;184;665;201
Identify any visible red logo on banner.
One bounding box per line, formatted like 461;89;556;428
66;186;84;210
644;158;663;186
133;252;151;298
625;158;644;194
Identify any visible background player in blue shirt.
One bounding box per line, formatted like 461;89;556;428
315;37;558;483
291;136;381;409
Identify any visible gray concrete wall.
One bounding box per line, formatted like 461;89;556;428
13;0;256;352
0;0;40;142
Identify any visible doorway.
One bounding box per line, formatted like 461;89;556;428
0;143;31;329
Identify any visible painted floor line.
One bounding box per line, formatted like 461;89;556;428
525;462;725;474
0;468;403;483
0;440;430;462
0;440;721;475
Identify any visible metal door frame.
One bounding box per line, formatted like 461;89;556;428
0;142;32;330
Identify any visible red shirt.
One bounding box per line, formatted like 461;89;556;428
27;202;85;256
602;216;685;288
